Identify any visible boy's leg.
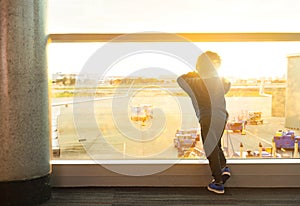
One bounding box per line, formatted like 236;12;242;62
218;140;227;169
217;120;231;183
206;143;225;194
207;146;223;183
218;119;228;168
218;141;231;183
200;117;223;183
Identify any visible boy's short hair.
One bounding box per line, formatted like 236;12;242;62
204;51;221;63
196;51;221;78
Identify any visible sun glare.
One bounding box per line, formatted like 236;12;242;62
48;41;300;80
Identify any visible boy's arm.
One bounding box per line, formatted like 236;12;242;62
177;72;200;120
222;78;231;94
180;71;199;79
177;75;193;94
177;72;199;96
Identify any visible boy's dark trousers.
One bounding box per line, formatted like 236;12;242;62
200;115;227;183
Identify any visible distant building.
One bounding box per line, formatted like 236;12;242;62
285;54;300;129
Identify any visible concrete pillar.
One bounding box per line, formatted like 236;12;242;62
0;0;51;205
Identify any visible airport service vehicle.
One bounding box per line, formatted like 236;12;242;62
273;130;300;149
226;120;247;133
130;104;153;121
174;129;200;157
247;111;263;125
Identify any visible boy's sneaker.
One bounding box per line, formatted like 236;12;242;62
222;166;231;184
207;181;224;194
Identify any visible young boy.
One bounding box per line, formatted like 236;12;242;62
177;51;231;194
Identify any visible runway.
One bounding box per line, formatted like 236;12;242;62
52;92;295;160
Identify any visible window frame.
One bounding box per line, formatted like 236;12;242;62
49;33;300;42
49;32;300;187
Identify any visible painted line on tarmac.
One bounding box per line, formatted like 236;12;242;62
245;130;272;145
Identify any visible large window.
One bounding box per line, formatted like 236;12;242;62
49;40;300;161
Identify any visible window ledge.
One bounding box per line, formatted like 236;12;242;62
51;158;300;165
51;159;300;187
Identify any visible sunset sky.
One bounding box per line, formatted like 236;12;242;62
47;0;300;79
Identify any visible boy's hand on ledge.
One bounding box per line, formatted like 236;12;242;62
181;71;200;79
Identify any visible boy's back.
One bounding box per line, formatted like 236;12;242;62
177;73;230;121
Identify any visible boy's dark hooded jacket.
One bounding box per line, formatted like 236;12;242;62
177;72;231;122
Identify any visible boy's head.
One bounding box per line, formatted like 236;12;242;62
196;51;221;78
